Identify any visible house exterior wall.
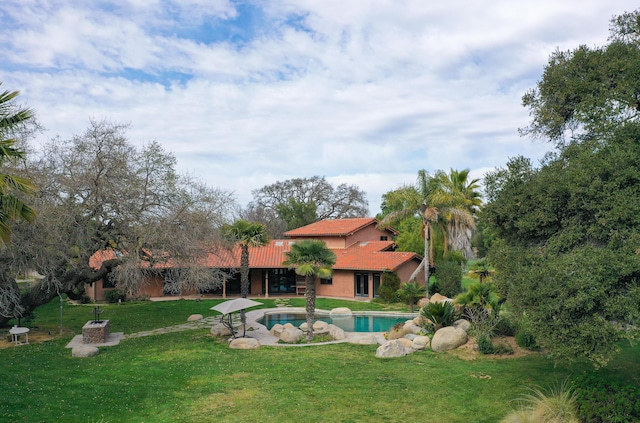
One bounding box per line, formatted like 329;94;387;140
345;225;395;246
86;273;165;301
396;261;425;285
316;269;355;298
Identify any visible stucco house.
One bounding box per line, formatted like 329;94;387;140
87;217;424;301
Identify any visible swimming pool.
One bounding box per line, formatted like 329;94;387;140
259;312;410;332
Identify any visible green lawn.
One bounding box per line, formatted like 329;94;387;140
1;299;638;422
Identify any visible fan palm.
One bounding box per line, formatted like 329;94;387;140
282;239;336;341
0;83;37;243
222;219;270;298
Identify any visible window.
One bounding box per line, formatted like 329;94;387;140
380;236;388;241
103;272;118;289
320;277;332;285
355;273;369;297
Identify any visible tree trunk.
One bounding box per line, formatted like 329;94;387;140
240;245;249;298
305;275;315;342
424;223;431;300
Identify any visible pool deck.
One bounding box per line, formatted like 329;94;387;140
243;307;416;347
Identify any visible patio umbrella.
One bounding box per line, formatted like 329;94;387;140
210;298;262;338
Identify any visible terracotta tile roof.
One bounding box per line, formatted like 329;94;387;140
334;242;422;271
284;217;398;237
90;238;421;273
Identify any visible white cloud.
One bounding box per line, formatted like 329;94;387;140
1;0;636;215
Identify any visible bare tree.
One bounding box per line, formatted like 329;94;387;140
0;120;236;324
248;176;369;235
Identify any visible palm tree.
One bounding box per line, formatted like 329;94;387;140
378;169;476;299
397;282;426;313
0;83;37;243
282;239;336;341
222;219;270;298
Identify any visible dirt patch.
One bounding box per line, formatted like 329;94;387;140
0;328;63;349
447;335;539;361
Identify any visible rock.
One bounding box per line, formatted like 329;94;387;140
72;345;99;357
375;340;411;358
210;325;232;337
417;298;429;308
330;307;352;317
299;322;308;331
403;321;422;335
328;324;346;340
452;319;471;333
404;333;418;341
431;327;468;352
397;338;413;349
430;293;449;303
269;324;285;337
413;315;427;327
279;327;304;343
229;338;260;349
283;323;295;329
312;321;329;331
386;323;409;340
187;314;203;322
412;335;431;350
348;333;381;345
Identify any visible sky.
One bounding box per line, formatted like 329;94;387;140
1;1;636;215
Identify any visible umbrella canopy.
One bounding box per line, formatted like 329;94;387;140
210;298;263;315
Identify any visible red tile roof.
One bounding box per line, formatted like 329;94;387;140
284;217;398;237
90;239;421;273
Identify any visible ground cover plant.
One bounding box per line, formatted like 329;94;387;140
1;299;638;422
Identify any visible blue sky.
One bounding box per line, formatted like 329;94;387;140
1;0;636;214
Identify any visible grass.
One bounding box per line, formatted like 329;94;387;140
1;298;638;422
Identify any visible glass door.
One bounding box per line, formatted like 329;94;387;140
355;273;369;297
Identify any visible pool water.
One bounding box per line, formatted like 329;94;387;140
260;313;408;332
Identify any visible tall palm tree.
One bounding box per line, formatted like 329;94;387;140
0;83;37;243
222;219;270;298
431;169;481;258
282;239;336;341
378;169;476;299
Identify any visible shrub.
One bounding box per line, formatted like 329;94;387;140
478;334;495;354
494;314;517;336
379;271;401;303
434;259;462;298
421;301;458;330
397;282;426;312
572;374;640;423
500;382;579;423
104;290;126;304
515;331;540;351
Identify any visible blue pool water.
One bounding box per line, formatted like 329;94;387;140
259;313;408;332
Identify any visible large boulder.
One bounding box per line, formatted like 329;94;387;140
430;293;450;303
210;324;232;337
412;336;431;350
403;321;423;335
431;326;468;352
328;324;346;340
312;321;329;332
229;338;260;349
72;345;99;358
187;314;203;322
375;340;411;358
269;323;285;337
279;327;304;343
452;319;471;333
330;307;353;317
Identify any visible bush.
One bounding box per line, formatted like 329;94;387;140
477;334;495;354
572;374;640;423
494;315;517;336
104;290;126;304
421;301;458;330
500;382;579;423
515;331;540;351
379;271;401;303
434;259;462;298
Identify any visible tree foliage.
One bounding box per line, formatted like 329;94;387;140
248;176;368;236
484;123;640;366
521;10;640;145
0;120;236;324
